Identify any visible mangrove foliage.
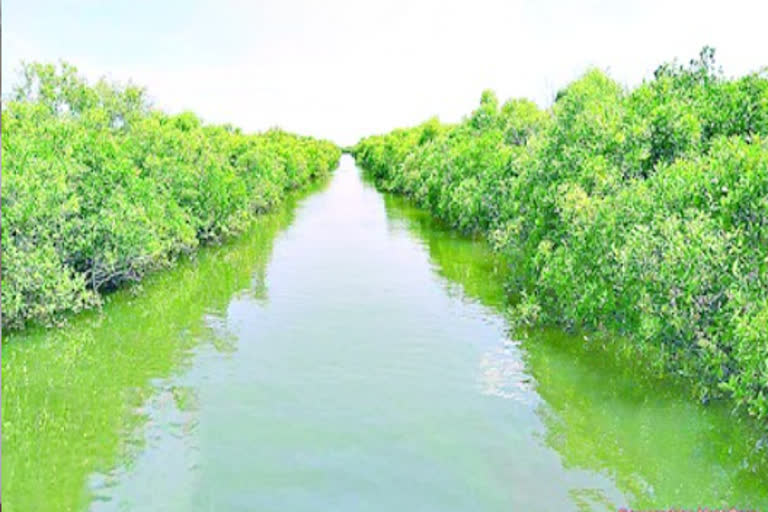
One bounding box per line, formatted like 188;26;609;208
1;62;341;331
353;48;768;432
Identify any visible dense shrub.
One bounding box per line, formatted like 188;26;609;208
353;48;768;428
1;62;341;331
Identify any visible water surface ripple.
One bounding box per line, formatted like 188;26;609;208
3;156;766;511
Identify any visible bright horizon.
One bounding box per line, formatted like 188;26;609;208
3;0;767;146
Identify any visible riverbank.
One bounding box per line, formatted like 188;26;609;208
353;49;768;444
4;158;766;511
1;187;318;511
1;62;341;332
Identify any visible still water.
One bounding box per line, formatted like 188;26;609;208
3;156;767;511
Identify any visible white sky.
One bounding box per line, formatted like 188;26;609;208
3;0;767;146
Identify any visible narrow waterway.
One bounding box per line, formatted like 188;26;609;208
3;156;767;511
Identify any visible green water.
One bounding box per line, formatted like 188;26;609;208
2;156;767;511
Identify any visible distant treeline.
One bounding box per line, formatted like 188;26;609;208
1;62;341;331
354;48;768;429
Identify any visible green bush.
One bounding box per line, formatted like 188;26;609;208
1;62;341;331
353;48;768;429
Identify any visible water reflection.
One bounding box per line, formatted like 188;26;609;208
4;160;767;512
478;341;534;403
525;329;768;509
1;182;325;512
381;190;768;510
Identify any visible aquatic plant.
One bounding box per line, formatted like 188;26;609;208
353;48;768;429
1;62;341;331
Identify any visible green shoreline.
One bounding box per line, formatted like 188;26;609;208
1;181;328;511
352;48;768;453
2;62;341;333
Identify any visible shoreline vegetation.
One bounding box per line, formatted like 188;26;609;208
1;62;341;332
353;48;768;445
